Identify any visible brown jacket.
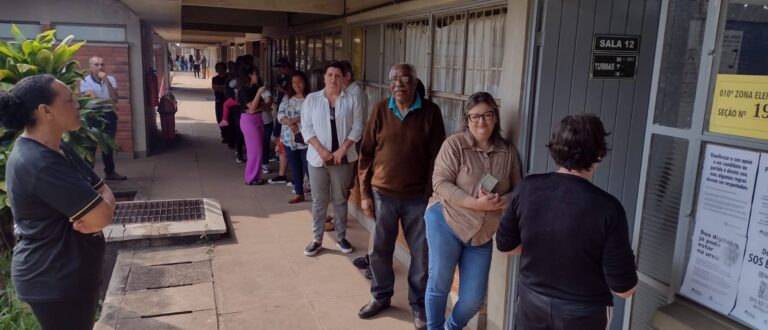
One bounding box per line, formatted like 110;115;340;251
358;96;446;200
431;131;522;245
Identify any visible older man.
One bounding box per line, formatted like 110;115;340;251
80;56;126;181
357;63;445;329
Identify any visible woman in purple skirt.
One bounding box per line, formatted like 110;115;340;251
237;59;271;185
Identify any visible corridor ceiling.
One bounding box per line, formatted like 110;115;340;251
120;0;398;44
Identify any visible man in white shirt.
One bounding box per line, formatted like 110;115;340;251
80;56;126;180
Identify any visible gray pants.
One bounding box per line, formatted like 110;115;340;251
370;191;429;308
308;163;354;242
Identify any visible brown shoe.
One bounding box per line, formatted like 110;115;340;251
324;218;334;231
288;195;305;204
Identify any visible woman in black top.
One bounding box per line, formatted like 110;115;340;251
0;74;116;330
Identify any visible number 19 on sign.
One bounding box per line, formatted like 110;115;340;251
755;103;768;119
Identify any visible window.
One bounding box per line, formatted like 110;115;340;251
652;2;708;129
351;27;364;80
405;19;430;87
465;8;506;96
324;33;334;62
364;25;382;83
432;13;466;94
706;0;768;141
334;32;343;61
383;23;405;82
54;24;126;42
0;23;40;40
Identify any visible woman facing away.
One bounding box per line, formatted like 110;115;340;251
277;71;311;203
425;92;522;330
0;74;116;330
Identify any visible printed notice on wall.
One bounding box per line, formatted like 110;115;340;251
709;74;768;141
681;220;747;315
695;144;760;236
748;154;768;238
730;234;768;329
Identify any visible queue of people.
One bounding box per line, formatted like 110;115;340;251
0;54;638;329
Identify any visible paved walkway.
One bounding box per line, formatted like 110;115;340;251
103;72;414;329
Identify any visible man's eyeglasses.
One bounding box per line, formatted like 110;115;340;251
467;111;495;123
93;63;105;67
390;75;415;85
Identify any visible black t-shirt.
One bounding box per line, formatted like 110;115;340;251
496;173;637;305
212;75;227;102
276;74;290;105
7;137;106;302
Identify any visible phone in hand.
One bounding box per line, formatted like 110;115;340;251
478;173;499;194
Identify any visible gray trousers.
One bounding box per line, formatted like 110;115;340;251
308;163;354;242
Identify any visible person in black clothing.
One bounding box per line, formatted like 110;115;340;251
212;62;228;143
496;113;637;330
0;75;116;330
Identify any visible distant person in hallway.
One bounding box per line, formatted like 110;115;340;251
188;54;194;72
201;55;208;79
212;62;229;144
301;61;363;257
80;56;126;181
357;63;446;330
277;71;310;204
425;92;521;330
496;113;638;330
0;75;116;330
193;55;201;79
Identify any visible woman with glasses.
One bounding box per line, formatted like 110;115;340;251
425;92;522;330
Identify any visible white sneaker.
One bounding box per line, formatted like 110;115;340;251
261;165;270;174
286;182;294;187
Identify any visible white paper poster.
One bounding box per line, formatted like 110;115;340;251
730;234;768;329
748;154;768;239
719;30;743;74
695;145;760;236
680;220;747;315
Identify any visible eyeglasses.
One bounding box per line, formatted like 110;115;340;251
467;111;495;123
390;75;415;85
93;63;105;67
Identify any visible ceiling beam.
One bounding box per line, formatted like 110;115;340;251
182;0;345;15
181;6;288;27
181;22;262;33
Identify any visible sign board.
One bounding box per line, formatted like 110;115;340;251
593;35;640;52
709;74;768;141
591;54;638;79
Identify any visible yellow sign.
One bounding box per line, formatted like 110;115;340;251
709;74;768;141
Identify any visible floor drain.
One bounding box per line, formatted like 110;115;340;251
113;199;205;224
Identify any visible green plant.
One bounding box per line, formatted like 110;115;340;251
0;24;118;215
0;251;39;329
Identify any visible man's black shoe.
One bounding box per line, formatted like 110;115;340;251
358;298;391;319
353;255;370;269
364;268;372;280
412;308;426;330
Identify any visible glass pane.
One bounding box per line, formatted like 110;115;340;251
405;19;430;91
383;23;405;83
0;23;40;40
433;13;466;94
465;8;506;96
334;32;343;61
433;97;464;134
55;24;126;42
630;282;669;329
365;25;382;83
352;28;364;81
297;36;307;71
324;34;334;61
637;135;689;285
707;0;768;140
653;0;708;128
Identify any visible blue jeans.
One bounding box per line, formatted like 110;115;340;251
425;202;493;330
286;147;308;194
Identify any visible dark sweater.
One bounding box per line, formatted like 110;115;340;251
496;173;638;305
358;96;446;199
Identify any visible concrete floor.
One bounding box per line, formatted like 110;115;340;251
103;71;415;329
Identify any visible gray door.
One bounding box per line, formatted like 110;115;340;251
524;0;662;329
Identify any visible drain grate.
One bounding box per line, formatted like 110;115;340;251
113;199;205;224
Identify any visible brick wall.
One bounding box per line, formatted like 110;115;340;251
73;45;134;153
